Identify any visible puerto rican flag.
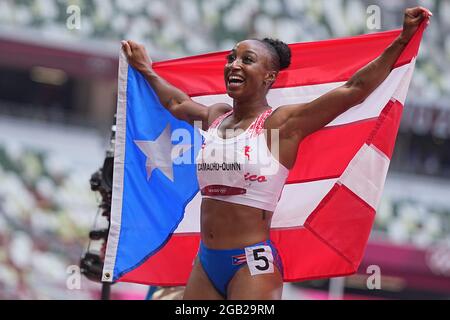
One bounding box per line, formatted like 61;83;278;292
232;254;247;266
103;23;427;285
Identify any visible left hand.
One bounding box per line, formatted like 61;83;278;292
121;40;153;73
400;7;432;43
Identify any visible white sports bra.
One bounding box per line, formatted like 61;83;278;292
196;108;290;212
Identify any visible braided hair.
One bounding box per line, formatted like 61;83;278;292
259;38;292;71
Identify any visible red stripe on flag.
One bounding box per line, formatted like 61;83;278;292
119;227;358;285
153;29;420;97
367;99;404;159
287;118;378;184
270;226;357;282
271;184;375;282
120;234;199;286
305;184;376;268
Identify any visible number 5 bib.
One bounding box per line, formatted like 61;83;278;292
245;245;275;276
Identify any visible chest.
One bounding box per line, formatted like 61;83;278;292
198;133;281;177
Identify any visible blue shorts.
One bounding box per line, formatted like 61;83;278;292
198;240;283;298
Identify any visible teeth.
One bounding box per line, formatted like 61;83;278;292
229;75;244;82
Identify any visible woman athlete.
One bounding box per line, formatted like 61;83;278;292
121;7;431;300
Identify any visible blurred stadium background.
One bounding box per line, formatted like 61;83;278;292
0;0;449;300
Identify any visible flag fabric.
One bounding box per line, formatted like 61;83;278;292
103;23;427;285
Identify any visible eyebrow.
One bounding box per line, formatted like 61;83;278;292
230;49;258;57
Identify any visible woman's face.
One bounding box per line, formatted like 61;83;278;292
224;40;276;101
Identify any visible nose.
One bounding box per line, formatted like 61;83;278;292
230;58;243;70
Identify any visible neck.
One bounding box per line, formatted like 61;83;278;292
232;96;270;121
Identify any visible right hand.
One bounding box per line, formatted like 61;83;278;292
400;7;432;44
121;40;153;72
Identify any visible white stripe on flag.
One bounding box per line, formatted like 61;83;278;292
272;178;338;228
328;63;409;127
392;58;416;105
339;143;391;210
175;193;202;233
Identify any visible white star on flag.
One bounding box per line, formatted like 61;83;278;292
134;123;192;182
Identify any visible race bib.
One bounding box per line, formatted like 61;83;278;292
244;245;274;276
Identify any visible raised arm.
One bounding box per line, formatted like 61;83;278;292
271;7;432;141
121;40;230;130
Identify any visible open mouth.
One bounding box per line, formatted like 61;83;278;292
227;75;245;88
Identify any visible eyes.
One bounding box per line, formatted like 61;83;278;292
226;54;254;65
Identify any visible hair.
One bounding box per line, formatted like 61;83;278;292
259;38;292;71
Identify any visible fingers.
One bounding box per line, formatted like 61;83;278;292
121;40;148;57
412;12;426;24
418;6;433;17
121;40;141;55
127;40;140;50
406;6;433;18
121;40;132;57
120;40;153;68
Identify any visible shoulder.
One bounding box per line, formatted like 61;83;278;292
265;103;307;130
206;103;232;128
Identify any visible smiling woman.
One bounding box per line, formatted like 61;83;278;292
120;5;432;301
224;38;291;99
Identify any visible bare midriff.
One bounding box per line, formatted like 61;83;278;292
200;198;273;250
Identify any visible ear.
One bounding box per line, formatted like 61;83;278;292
264;71;278;86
